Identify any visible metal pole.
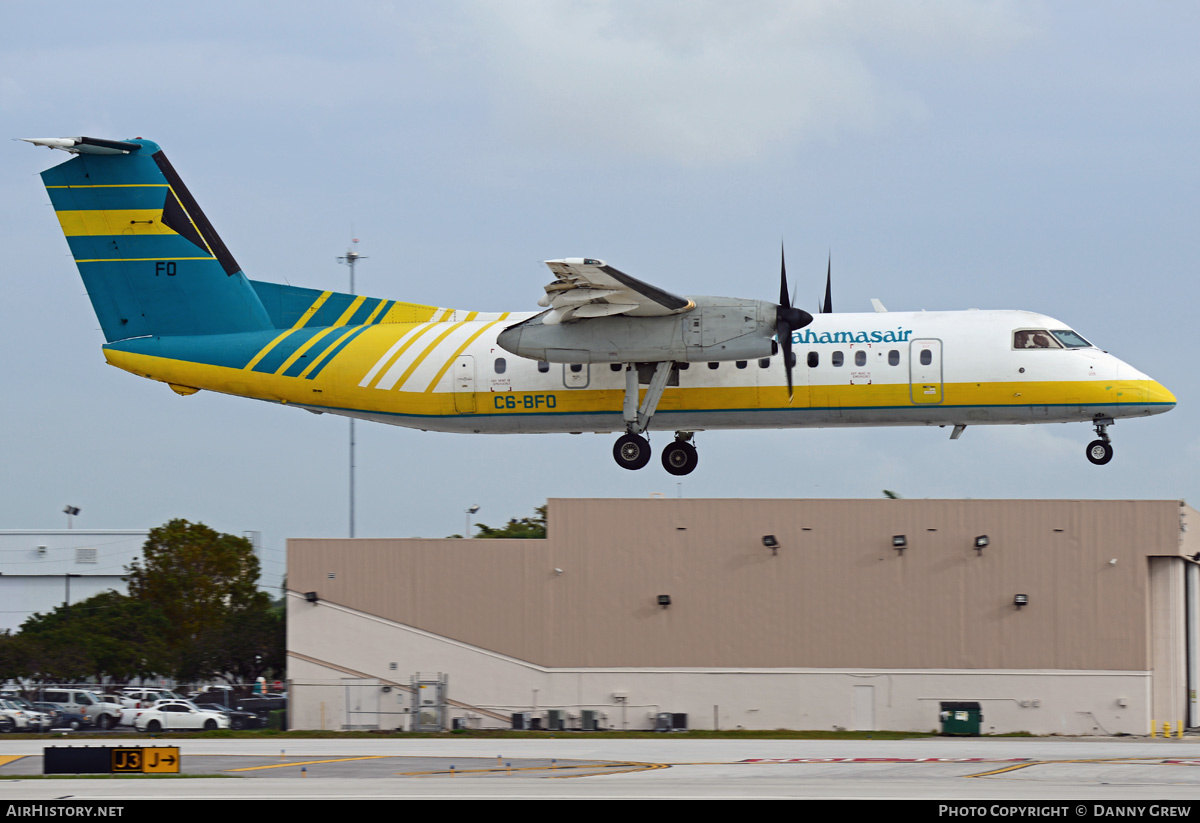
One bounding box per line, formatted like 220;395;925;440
338;241;367;539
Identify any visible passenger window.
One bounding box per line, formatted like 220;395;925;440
736;360;747;369
919;349;932;366
494;358;507;374
537;361;550;373
832;351;844;367
807;352;818;368
609;363;622;372
677;362;689;370
855;350;866;367
888;350;899;366
758;358;771;369
708;362;719;370
569;363;583;373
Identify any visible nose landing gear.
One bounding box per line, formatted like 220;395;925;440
1086;417;1114;465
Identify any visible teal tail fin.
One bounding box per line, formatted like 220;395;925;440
30;136;273;342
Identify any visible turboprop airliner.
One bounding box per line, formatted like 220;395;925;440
25;136;1175;475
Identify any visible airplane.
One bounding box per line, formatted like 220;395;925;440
25;136;1176;475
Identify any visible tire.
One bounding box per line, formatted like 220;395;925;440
68;719;82;731
147;719;162;733
613;433;652;470
0;717;14;734
661;441;699;476
96;714;114;730
203;719;217;731
1086;439;1113;465
231;717;245;731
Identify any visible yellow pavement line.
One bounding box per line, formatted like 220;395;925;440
0;755;28;767
966;758;1130;779
227;755;394;772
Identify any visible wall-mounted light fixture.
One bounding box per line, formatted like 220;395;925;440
1013;594;1028;608
974;535;989;554
305;591;319;604
657;595;671;609
892;535;907;553
762;535;779;556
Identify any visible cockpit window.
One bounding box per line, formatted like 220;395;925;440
1013;330;1061;349
1049;329;1091;348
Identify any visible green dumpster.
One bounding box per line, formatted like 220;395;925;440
939;702;983;735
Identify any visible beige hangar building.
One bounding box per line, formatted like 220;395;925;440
287;498;1200;735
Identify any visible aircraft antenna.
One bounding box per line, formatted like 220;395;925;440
338;236;368;538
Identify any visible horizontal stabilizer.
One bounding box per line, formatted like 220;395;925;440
22;136;144;155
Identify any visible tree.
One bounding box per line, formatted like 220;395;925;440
125;519;274;681
17;591;170;683
473;505;547;539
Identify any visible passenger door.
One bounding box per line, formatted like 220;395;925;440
909;338;943;404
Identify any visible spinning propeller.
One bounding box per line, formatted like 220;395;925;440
775;246;815;403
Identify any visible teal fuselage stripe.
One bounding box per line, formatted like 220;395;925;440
67;234;213;260
346;297;382;326
42;154;167;188
104;331;278;370
47;185;168;211
250;326;330;374
305;325;371;380
306;293;357;328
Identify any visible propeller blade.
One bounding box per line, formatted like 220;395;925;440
779;245;790;308
822;253;833;314
777;319;794;403
774;243;811;405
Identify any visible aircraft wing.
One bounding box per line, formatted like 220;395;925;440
538;258;695;325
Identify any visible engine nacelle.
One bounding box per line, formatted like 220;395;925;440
497;296;777;364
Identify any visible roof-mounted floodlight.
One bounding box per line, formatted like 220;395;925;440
892;535;907;552
762;535;779;555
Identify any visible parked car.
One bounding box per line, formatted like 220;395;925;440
36;690;120;730
0;699;51;732
194;703;264;730
134;700;230;733
119;688;184;709
31;702;91;731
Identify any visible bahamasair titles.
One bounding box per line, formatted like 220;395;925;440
26;136;1175;475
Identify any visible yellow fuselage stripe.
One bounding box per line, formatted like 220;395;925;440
333;295;367;327
56;209;172;236
46;184;168;189
274;326;340;376
392;321;470;390
363;301;389;325
365;324;436;389
423;320;504;392
298;325;364;379
76;257;213;263
294;291;332;329
244;292;332;371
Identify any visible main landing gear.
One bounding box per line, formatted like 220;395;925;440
1086;417;1114;465
611;362;700;475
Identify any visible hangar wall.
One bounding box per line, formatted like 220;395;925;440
287;499;1199;734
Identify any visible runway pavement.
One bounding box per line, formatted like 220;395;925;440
2;736;1199;800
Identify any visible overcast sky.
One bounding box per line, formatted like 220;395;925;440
3;1;1196;592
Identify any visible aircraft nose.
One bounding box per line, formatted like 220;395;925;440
1147;380;1177;409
